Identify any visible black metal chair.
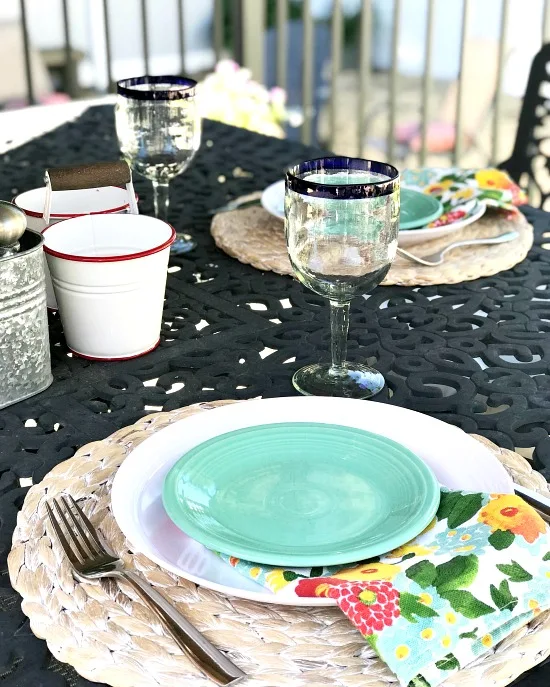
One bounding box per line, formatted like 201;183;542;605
500;43;550;209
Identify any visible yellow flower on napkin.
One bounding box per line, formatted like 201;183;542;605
478;494;546;543
454;187;475;200
395;644;410;660
387;519;438;558
425;179;454;194
332;561;401;581
474;169;514;190
386;543;438;559
265;569;291;592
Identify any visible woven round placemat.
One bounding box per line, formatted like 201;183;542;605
8;400;550;687
210;207;533;287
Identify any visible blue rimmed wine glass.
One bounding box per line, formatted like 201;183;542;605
285;157;400;399
115;75;201;254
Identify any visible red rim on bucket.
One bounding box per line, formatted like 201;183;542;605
13;186;138;218
42;218;176;262
68;339;161;362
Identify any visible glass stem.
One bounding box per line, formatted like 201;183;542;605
329;300;350;376
152;181;170;221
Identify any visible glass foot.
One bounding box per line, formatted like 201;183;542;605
292;362;385;399
170;233;196;255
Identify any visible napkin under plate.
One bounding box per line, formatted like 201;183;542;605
402;167;527;228
218;489;550;687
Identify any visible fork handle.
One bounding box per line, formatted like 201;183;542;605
439;231;519;257
120;570;246;685
396;246;431;265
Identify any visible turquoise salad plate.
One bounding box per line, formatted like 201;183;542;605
162;422;440;567
399;187;443;229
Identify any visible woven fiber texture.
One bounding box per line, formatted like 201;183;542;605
210;207;533;287
8;401;550;687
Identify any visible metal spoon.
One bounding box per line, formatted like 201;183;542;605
0;201;27;257
396;231;519;267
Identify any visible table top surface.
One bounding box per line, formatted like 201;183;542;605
0;104;549;686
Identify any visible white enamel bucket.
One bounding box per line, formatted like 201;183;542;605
43;214;174;360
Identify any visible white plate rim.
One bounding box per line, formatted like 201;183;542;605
111;397;513;607
397;200;486;247
260;180;285;219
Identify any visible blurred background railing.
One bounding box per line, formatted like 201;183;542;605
4;0;550;169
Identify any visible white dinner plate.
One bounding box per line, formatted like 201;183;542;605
397;200;486;247
260;181;486;248
261;180;285;219
111;397;513;607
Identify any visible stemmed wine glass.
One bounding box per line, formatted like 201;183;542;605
115;75;201;254
285;157;400;399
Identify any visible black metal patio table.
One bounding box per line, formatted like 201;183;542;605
0;105;549;686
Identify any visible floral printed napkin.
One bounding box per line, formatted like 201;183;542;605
402;167;527;228
218;490;550;687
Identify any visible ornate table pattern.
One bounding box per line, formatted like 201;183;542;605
1;105;550;686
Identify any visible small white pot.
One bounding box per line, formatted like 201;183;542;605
14;186;136;310
43;214;175;361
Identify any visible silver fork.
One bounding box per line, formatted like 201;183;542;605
396;231;519;266
46;495;246;686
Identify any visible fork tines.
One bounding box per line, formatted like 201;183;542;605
46;494;106;564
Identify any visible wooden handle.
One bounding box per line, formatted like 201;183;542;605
45;160;131;191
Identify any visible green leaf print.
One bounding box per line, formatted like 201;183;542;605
437;491;463;520
434;555;479;593
408;677;431;687
399;592;439;623
543;552;550;561
459;629;478;640
435;654;460;671
283;570;299;582
479;189;504;201
365;633;378;653
490;580;518;613
440;590;494;619
309;567;324;578
406;560;437;589
436;491;484;528
496;561;533;582
446;493;484;529
488;529;515;550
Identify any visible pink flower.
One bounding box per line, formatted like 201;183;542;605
270;86;287;104
329;580;401;637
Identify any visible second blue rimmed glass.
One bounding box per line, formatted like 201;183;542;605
285;157;400;399
115;75;201;254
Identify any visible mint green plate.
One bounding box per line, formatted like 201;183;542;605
162;423;440;566
400;187;443;230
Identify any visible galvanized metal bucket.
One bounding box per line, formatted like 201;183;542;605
0;228;53;409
